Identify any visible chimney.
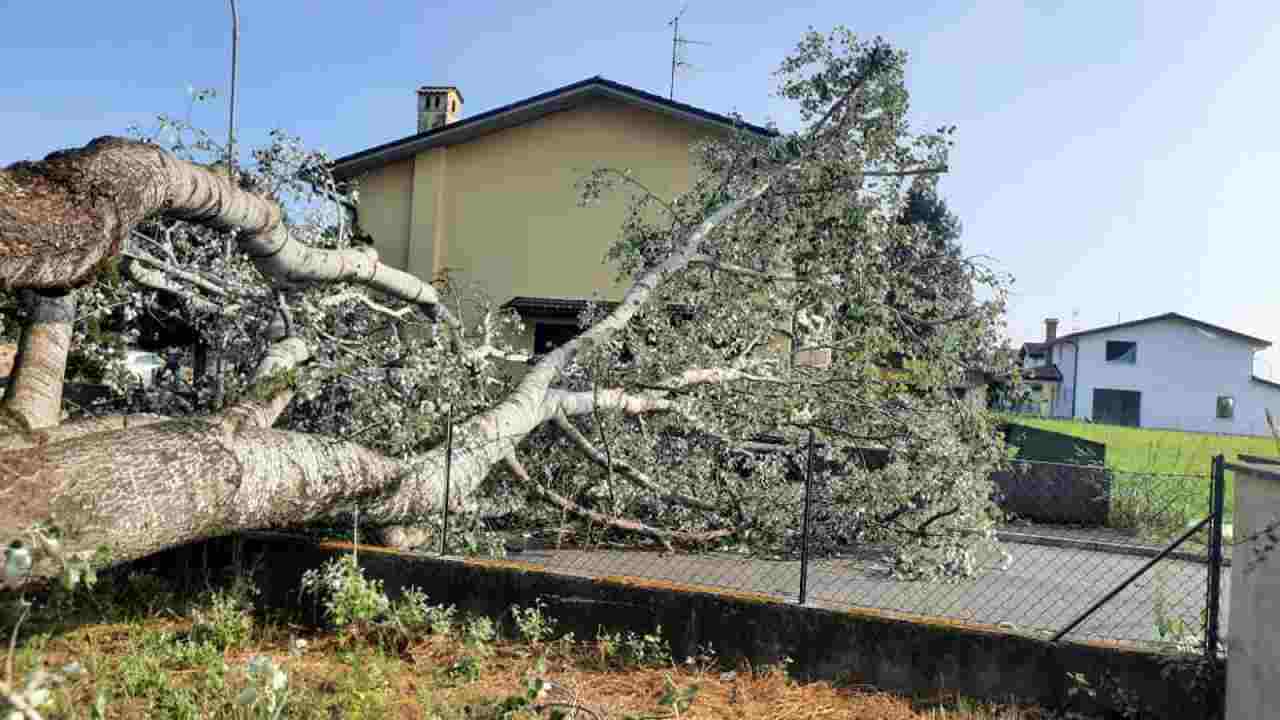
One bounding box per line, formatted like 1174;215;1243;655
1045;318;1059;342
417;86;464;133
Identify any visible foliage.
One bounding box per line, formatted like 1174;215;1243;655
4;26;1019;578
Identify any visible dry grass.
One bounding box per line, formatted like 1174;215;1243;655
6;604;1053;720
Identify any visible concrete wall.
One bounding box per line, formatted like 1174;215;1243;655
991;461;1110;525
1225;458;1280;720
159;533;1222;719
1052;318;1280;436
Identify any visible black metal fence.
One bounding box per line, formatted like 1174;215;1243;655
421;427;1229;656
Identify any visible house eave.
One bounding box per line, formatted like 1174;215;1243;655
331;76;778;181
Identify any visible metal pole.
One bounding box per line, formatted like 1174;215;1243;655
798;428;816;605
440;407;454;556
1205;454;1226;658
669;15;678;100
226;0;239;181
1052;514;1213;643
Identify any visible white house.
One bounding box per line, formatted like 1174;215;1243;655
1025;313;1280;436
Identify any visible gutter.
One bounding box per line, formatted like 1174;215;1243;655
1063;339;1080;419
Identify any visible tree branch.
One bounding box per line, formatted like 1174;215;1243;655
122;258;222;314
0;137;460;330
551;414;720;514
503;454;732;550
218;336;310;433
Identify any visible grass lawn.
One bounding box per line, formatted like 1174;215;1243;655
1001;415;1278;474
1002;415;1279;537
2;569;1060;720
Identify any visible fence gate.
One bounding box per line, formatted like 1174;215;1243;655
1050;453;1227;657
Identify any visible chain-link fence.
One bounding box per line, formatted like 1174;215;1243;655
414;431;1230;656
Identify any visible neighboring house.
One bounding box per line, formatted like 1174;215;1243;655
331;76;777;356
1015;313;1280;436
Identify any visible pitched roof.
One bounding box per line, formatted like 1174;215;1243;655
1046;312;1271;350
332;76;779;180
1022;364;1063;382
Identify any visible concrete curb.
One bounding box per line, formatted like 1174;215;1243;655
997;530;1230;568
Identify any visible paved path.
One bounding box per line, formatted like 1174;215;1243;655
507;539;1227;648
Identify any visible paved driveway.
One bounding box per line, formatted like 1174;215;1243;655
509;539;1226;648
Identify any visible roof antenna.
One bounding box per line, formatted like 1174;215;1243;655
668;2;711;100
1071;307;1081;334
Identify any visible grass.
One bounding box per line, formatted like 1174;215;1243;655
1003;415;1278;474
1;569;1066;720
1002;415;1280;542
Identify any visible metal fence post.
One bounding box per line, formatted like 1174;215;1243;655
440;407;454;556
799;428;815;605
1205;453;1226;658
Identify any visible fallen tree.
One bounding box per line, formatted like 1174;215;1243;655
0;28;1014;586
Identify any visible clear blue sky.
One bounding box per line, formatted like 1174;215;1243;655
2;2;1277;374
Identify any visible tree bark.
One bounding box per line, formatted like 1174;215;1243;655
2;290;75;429
0;136;781;576
0;137;456;326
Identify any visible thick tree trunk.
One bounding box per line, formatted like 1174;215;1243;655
0;135;781;578
2;290;74;429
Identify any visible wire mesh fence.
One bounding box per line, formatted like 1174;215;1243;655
402;428;1231;657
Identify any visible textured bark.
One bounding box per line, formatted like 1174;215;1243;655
2;291;75;429
0;138;778;573
0;420;407;577
0;414;168;452
0;137;456;326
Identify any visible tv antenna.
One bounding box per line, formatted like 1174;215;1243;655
668;2;711;100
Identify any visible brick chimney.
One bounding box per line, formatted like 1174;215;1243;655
417;86;463;132
1045;318;1059;342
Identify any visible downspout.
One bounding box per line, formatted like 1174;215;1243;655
1063;339;1080;419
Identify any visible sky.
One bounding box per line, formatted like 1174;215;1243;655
2;1;1277;374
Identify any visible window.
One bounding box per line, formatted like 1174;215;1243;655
1105;341;1137;364
1217;396;1235;420
433;95;442;109
533;322;580;355
450;99;456;112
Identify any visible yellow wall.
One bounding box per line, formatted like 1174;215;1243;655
358;158;414;270
360;97;716;312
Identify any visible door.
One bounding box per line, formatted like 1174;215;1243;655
1092;388;1141;427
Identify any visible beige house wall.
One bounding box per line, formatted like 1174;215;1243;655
355;97;714;315
357;158;414;270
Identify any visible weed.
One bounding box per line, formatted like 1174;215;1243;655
190;576;257;650
298;554;390;629
510;598;558;646
593;625;672;669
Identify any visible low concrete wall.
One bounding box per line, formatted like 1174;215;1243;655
150;532;1219;719
1224;457;1280;720
991;461;1111;526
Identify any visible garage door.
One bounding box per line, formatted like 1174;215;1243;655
1092;388;1141;427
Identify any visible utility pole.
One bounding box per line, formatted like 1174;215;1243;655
667;3;710;100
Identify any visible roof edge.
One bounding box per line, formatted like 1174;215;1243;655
332;76;777;180
1047;312;1271;350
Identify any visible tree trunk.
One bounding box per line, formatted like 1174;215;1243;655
2;290;74;429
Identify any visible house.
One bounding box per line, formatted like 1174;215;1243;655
331;76;777;356
1012;313;1280;436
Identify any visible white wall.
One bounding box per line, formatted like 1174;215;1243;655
1226;460;1280;719
1052;318;1280;436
